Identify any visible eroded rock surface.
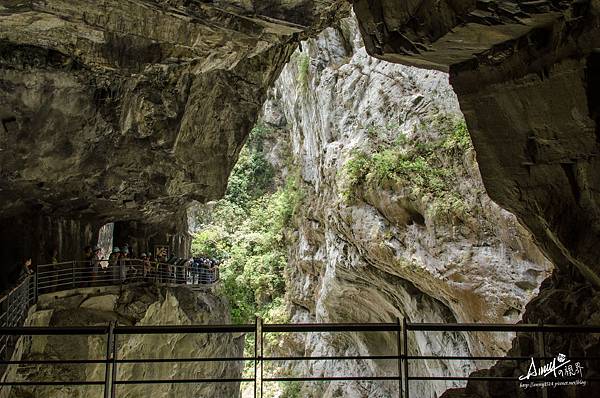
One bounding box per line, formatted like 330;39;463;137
352;0;600;287
349;1;600;397
9;284;243;398
255;16;552;398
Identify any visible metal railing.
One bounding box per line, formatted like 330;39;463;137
0;276;35;362
0;260;219;366
0;319;599;397
36;259;219;294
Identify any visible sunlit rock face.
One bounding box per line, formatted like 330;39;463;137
0;0;348;267
259;16;552;398
349;1;600;396
352;0;600;287
8;285;243;398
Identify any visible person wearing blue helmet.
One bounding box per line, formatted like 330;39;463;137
109;247;120;283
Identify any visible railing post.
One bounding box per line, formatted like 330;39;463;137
258;317;263;398
403;317;409;398
397;317;403;398
111;322;118;398
71;261;76;289
34;272;38;303
254;317;258;398
104;322;114;398
536;321;548;398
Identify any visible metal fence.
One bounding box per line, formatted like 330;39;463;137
1;319;599;397
0;260;219;366
0;276;35;362
36;259;219;293
0;263;598;397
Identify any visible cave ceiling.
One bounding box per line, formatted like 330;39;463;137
0;0;348;224
1;0;600;283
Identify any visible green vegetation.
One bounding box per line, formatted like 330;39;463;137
192;123;302;325
280;381;302;398
297;53;310;92
342;116;472;219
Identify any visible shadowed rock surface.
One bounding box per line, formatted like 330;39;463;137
0;0;349;268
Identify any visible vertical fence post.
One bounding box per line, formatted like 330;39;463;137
537;321;548;398
397;317;403;398
34;272;38;303
258;317;263;398
111;323;118;398
403;317;409;398
254;317;258;398
104;322;114;398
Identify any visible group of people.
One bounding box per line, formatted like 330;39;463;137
3;247;222;295
191;256;221;284
80;244;219;286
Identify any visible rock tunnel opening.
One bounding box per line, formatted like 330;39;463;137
0;0;599;397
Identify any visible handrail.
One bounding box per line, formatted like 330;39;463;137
1;320;599;397
0;258;220;377
0;270;596;396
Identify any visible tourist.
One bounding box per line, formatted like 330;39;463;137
91;245;102;285
109;247;120;282
192;258;200;284
83;245;93;263
50;248;59;264
82;245;93;287
21;258;34;277
141;253;152;279
120;246;129;282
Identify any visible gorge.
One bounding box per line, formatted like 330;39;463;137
1;1;600;397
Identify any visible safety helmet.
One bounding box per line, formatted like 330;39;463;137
112;247;120;253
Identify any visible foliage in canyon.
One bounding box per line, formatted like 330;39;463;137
192;125;302;324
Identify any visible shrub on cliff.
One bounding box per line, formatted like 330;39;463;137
342;115;471;220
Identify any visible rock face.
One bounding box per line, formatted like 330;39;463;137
352;0;600;292
440;271;600;398
8;284;244;398
351;1;600;396
0;0;349;269
258;16;552;398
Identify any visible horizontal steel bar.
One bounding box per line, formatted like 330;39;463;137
115;378;253;384
263;323;399;332
0;359;108;365
116;357;252;363
115;324;255;334
407;323;600;333
263;376;400;382
0;326;109;335
3;323;600;336
264;355;398;361
407;376;600;382
406;355;551;361
0;381;105;386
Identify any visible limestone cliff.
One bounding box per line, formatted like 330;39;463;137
258;16;553;398
7;284;243;398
